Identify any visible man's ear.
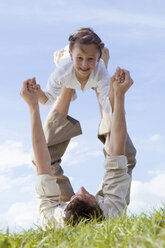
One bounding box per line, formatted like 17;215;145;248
69;50;73;60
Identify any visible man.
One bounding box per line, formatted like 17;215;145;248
20;68;133;228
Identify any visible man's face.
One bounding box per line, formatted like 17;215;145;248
69;43;100;80
70;186;98;207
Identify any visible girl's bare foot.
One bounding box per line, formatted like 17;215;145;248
54;49;65;66
101;47;110;69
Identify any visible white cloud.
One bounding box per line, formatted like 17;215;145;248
128;172;165;213
150;134;161;142
1;201;38;231
20;185;34;193
0;172;34;193
67;141;78;151
62;141;102;166
148;170;162;175
135;134;165;154
0;175;11;191
0;140;31;171
1;1;165;30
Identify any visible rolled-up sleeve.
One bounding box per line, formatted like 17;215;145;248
36;174;60;201
96;156;130;218
35;174;67;228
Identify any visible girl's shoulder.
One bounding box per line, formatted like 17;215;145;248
53;57;74;81
92;59;110;81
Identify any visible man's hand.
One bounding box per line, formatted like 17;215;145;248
113;69;134;95
20;77;39;108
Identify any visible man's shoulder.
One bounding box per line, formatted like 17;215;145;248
40;202;68;228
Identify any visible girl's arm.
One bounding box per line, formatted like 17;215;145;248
38;87;48;104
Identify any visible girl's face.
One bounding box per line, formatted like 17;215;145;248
69;43;100;79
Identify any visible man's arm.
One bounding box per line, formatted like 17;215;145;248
20;78;52;175
109;70;133;156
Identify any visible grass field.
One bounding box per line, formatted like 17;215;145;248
0;207;164;248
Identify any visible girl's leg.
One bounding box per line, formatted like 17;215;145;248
94;87;103;118
42;86;82;201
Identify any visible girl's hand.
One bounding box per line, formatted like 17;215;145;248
115;67;125;83
113;69;134;94
21;78;39;107
27;77;37;93
27;78;45;102
28;83;41;93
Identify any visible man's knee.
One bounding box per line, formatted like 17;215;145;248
43;109;82;147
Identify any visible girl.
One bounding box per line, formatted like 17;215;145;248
28;29;136;206
35;28;112;116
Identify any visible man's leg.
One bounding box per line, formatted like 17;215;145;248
96;107;136;204
95;71;133;216
33;86;82;202
96;71;135;204
95;80;136;177
98;115;136;172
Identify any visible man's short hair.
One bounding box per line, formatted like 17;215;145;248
64;197;104;225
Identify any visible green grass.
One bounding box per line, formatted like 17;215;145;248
0;207;165;248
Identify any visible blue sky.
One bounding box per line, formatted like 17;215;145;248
0;0;165;231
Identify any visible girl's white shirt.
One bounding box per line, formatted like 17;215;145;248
44;45;112;114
